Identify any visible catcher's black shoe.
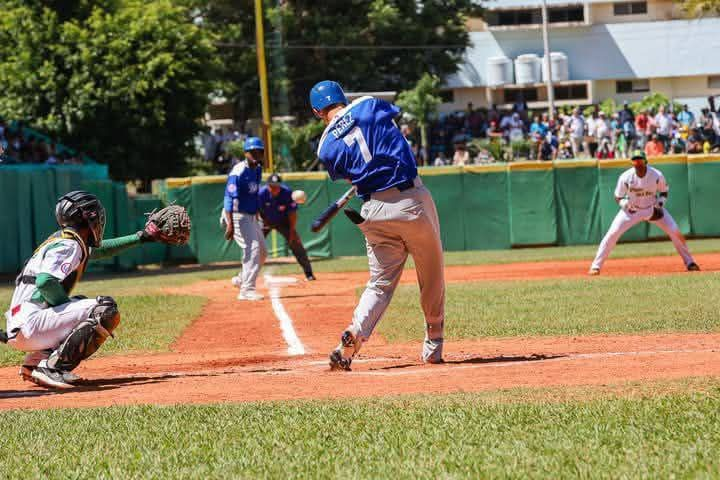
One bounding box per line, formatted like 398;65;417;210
29;361;73;389
687;263;701;272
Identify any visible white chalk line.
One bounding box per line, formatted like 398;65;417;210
264;274;306;356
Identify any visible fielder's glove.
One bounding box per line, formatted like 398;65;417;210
141;205;192;245
649;206;664;221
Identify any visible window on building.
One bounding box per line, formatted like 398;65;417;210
504;88;538;103
554;84;589;101
438;90;454;103
486;6;583;26
616;79;650;94
548;6;585;23
486;9;541;26
613;2;648;15
709;75;720;89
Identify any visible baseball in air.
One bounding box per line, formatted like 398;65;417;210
292;190;307;204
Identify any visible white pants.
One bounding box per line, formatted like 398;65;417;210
7;298;98;367
591;207;695;270
350;179;446;362
232;212;267;292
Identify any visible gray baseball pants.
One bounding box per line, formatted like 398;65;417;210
232;212;267;292
348;177;445;362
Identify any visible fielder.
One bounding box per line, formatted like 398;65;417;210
259;173;315;281
310;80;445;371
222;136;267;301
589;150;699;275
3;191;190;389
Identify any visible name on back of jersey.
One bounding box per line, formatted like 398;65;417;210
331;112;355;139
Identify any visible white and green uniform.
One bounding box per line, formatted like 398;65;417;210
5;229;140;368
591;166;695;270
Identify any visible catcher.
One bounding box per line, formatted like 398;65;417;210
589;150;699;275
1;190;190;389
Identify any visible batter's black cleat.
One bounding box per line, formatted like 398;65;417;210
329;349;352;371
687;263;701;272
305;274;316;281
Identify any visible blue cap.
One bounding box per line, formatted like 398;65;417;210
244;136;264;152
309;80;348;113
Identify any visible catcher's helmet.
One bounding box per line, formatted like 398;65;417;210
630;149;647;162
243;136;264;152
310;80;348;114
55;191;106;247
267;173;282;185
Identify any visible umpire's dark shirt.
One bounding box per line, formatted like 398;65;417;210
259;184;297;226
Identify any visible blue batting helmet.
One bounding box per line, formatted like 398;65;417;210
243;136;264;152
309;80;348;113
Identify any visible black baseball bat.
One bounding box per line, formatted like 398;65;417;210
311;186;357;232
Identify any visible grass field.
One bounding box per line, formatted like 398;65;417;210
380;273;720;341
1;378;719;479
2;239;720;478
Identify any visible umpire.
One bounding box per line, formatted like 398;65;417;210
259;174;316;281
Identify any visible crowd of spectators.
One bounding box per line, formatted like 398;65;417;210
408;97;720;166
0;120;86;165
202;128;246;173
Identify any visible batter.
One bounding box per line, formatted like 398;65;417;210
310;80;446;370
589;150;699;275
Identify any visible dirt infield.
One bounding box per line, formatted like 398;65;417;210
1;253;720;410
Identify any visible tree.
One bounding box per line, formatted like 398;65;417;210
677;0;720;15
266;0;479;121
396;73;441;164
0;1;221;183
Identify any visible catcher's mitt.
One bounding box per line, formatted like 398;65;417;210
142;205;191;245
649;206;664;221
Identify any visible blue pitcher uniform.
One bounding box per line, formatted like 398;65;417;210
317;96;446;365
224;160;266;294
258;184;314;278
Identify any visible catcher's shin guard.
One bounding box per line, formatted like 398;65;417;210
47;296;120;371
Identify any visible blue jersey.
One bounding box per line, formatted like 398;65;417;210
224;160;262;214
316;96;417;199
258;184;297;226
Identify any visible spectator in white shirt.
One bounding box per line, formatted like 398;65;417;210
654;105;674;151
569;108;587;158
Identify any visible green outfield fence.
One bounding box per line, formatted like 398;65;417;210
2;155;720;273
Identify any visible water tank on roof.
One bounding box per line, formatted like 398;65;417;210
486;56;513;87
514;54;541;85
542;52;569;82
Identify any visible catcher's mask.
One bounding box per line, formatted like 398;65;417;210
55;191;106;247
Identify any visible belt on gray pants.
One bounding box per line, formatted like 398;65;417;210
364;177;420;202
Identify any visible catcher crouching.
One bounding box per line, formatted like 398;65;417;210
1;191;191;389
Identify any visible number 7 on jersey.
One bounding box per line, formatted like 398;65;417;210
344;127;372;163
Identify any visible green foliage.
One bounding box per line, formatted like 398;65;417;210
509;139;533;159
396;74;442;125
266;0;479;120
0;1;221;181
470;138;506;162
677;0;720;15
630;93;682;115
2;389;720;478
271;120;326;171
223;140;245;161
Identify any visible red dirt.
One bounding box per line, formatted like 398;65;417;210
2;252;720;410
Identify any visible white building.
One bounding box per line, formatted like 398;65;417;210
442;0;720;113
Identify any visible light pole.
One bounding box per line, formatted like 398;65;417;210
541;0;555;121
254;0;274;171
